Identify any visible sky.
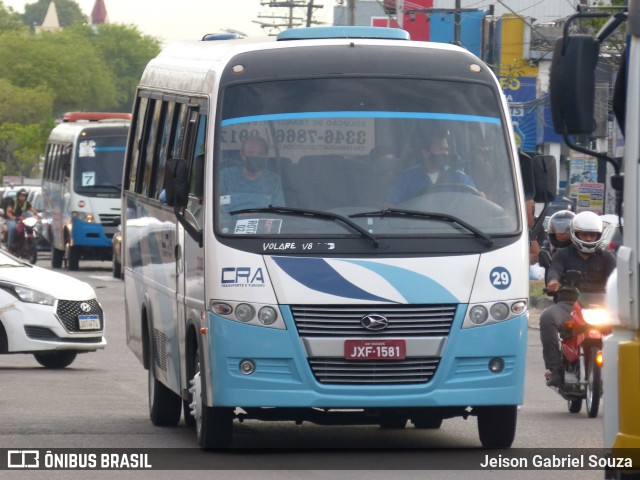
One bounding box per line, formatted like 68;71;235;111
3;0;336;45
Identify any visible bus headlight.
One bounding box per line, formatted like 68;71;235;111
258;306;278;325
490;303;510;321
463;299;528;328
208;301;286;330
71;211;95;223
235;303;255;323
469;305;489;324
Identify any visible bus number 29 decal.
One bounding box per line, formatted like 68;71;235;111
490;267;511;290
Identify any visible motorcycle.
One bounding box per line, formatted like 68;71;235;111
0;212;38;264
549;270;611;417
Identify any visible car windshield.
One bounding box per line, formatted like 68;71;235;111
216;77;518;238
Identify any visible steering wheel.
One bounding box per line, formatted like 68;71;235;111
427;183;483;196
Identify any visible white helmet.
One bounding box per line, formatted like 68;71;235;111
570;211;604;253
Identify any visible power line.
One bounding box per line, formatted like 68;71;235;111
258;1;324;32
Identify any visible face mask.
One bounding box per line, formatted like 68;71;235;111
430;153;448;169
245;156;267;173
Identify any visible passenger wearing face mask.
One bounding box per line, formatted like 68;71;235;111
219;136;285;214
387;134;475;205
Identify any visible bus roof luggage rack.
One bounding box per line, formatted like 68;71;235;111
277;26;410;41
62;112;132;122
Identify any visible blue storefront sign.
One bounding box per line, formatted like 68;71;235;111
500;76;537;152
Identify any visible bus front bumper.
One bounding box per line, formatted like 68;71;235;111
207;311;527;408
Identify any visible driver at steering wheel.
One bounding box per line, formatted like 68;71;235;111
387;133;476;205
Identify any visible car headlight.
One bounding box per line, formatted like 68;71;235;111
10;285;56;306
581;308;610;326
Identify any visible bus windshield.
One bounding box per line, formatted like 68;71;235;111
73;134;126;195
217;77;518;237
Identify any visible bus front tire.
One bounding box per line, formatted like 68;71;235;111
147;327;182;427
51;246;64;269
476;405;517;448
66;245;80;271
189;342;233;449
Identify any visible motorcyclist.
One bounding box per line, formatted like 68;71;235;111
538;210;575;282
539;211;616;387
6;189;35;250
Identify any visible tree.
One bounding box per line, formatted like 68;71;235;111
22;0;87;29
0;79;54;125
0;29;118;113
0;121;53;177
0;1;27;32
70;23;161;112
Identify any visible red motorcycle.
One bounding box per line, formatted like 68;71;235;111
1;213;38;264
552;270;611;417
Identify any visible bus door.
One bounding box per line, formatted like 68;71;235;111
175;108;208;394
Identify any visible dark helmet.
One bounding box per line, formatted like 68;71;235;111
547;210;575;248
17;188;28;196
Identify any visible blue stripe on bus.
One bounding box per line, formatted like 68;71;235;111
271;256;392;302
221;111;501;126
93;147;126;151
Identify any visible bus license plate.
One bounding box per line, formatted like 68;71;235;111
344;339;406;360
78;315;100;330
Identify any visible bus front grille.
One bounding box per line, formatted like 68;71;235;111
308;357;439;384
99;214;121;227
291;304;456;337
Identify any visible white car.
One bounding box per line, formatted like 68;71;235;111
0;249;106;368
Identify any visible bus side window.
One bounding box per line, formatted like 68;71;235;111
186;113;207;227
128;96;149;192
153;101;177;201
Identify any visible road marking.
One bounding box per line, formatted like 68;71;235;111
89;275;119;282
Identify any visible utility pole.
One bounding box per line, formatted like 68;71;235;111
403;5;478;46
257;1;324;34
348;0;355;26
453;0;461;46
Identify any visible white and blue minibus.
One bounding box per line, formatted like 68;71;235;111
122;26;555;449
42;112;130;270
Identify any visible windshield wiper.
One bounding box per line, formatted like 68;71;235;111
80;184;121;191
229;205;379;248
350;208;493;247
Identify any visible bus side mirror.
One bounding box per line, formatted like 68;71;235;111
532;155;557;203
164;158;189;208
550;35;600;135
519;151;536;201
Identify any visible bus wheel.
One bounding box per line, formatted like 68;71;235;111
189;343;233;449
112;251;122;279
476;405;517;448
66;244;80;271
51;245;64;269
147;327;181;426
